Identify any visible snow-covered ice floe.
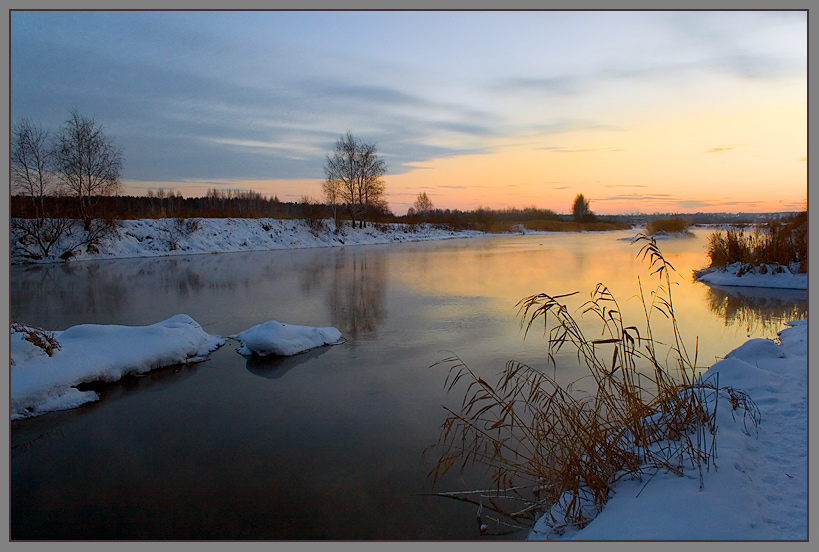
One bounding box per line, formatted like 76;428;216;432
232;320;343;357
694;262;807;290
529;320;808;541
10;315;225;420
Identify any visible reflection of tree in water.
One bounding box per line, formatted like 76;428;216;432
705;285;807;336
327;249;387;339
12;262;133;327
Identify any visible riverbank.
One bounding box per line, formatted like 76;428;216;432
529;318;808;541
10;218;491;264
694;263;808;290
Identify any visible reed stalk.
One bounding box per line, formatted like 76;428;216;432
426;234;759;537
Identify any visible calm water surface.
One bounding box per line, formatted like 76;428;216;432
9;229;807;540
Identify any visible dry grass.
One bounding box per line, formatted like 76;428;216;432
425;234;759;537
706;212;807;272
11;323;61;358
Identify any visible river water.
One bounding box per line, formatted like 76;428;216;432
9;229;807;540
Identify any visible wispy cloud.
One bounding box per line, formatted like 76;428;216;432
539;146;622;154
595;193;673;202
437;185;490;190
705;145;738;154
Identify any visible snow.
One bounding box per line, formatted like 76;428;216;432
10;315;224;420
10;217;487;264
9;315;349;420
529;319;808;541
694;262;807;290
232;320;343;357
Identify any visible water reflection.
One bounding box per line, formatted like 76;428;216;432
10;248;389;339
704;284;808;336
327;248;387;339
244;345;330;380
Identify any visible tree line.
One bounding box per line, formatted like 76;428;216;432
11;112;634;261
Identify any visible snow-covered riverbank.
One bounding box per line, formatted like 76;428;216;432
10;217;487;264
694;263;808;290
529;318;808;541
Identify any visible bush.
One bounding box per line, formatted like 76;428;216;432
645;217;690;235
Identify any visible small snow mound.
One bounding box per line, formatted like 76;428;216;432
10;315;225;420
232;320;343;357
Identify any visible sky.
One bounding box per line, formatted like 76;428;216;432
9;10;808;215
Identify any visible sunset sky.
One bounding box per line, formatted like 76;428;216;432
9;10;807;215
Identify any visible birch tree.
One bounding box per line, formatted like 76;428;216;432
54;109;124;230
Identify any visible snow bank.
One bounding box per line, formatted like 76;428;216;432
694;263;807;290
10;218;486;264
232;321;343;357
10;315;225;420
529;320;808;541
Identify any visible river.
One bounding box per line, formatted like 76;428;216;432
9;229;807;540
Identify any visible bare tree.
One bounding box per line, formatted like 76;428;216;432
412;191;434;215
54;109;124;230
323;132;387;228
10;117;73;259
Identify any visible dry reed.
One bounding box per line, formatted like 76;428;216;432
706;212;807;272
426;234;759;537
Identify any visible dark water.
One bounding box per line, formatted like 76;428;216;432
9;230;807;540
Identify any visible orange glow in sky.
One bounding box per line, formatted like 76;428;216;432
14;10;799;216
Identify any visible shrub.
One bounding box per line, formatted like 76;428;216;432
645;217;690;235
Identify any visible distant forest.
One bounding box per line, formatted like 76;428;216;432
9;192;798;231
